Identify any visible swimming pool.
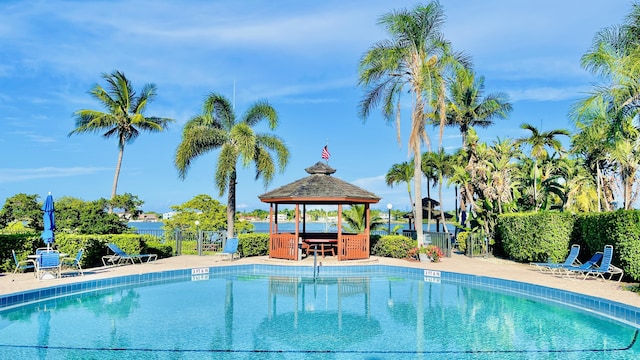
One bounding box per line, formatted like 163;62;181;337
1;265;639;359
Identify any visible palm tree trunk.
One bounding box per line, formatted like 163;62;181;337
407;182;415;216
227;170;237;238
109;145;124;213
414;154;424;247
438;174;447;234
426;179;432;232
596;162;602;212
533;160;538;210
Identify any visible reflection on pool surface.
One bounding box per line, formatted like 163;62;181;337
0;266;639;359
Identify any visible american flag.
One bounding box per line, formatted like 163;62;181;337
321;145;330;160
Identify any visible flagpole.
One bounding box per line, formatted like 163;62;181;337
325;139;329;164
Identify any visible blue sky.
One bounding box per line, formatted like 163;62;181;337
0;0;633;214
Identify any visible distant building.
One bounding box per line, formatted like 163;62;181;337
163;211;176;220
138;213;159;222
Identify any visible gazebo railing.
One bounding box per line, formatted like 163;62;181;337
338;233;368;260
270;233;297;260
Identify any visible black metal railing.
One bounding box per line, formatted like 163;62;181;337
401;230;452;258
465;233;492;258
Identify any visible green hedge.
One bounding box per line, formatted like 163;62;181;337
371;235;414;259
495;212;575;262
573;210;640;280
238;233;269;257
496;210;640;281
0;233;41;272
1;233;173;272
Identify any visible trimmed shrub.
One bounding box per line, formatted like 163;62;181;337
456;231;468;254
495;212;575;262
0;233;40;272
53;233;172;268
371;235;415;259
574;210;640;280
238;233;269;257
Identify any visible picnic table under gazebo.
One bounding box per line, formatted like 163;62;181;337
258;162;381;261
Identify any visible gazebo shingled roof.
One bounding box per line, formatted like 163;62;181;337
258;162;381;204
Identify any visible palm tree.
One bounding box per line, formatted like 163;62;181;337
516;123;569;210
575;5;640;210
421;152;439;228
422;149;453;233
175;93;289;237
444;67;512;149
70;70;173;201
358;2;465;246
385;161;415;214
342;205;385;233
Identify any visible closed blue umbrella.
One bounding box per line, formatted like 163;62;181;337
41;193;55;251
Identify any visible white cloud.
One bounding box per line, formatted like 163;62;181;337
507;86;589;102
0;167;111;183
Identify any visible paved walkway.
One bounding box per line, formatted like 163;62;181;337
2;253;639;308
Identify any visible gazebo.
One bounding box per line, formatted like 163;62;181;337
258;162;381;261
403;197;454;232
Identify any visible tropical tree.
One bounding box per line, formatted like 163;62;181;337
422;149;454;233
0;193;42;230
70;70;174;201
55;196;128;234
341;205;385;233
162;194;238;234
385;161;415;214
570;104;615;211
109;193;144;220
573;2;640;209
175;93;289;237
515;123;570;210
358;2;466;246
444;67;512;148
421;153;439;227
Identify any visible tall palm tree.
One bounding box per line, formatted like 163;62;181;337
570;105;615;211
385;161;415;214
358;2;465;246
421;151;439;228
342;205;385;233
175;93;289;237
70;70;173;201
575;4;640;210
444;67;512;149
516;123;569;210
422;149;453;233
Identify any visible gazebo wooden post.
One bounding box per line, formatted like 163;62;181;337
295;203;300;260
302;204;306;233
268;203;274;259
337;204;343;260
365;204;370;256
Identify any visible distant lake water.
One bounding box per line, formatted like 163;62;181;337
128;221;449;233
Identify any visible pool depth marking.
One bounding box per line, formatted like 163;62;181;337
191;267;209;281
424;269;441;283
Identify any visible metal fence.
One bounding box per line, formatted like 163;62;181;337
132;229;228;256
465;232;492;258
401;230;453;258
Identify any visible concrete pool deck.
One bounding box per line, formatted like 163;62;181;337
2;253;640;309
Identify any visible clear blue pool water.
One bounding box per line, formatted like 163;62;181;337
1;269;638;359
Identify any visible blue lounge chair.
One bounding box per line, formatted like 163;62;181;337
566;245;623;281
530;244;581;273
11;250;36;281
215;237;239;261
561;251;604;279
102;243;157;266
37;251;61;280
62;249;84;276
